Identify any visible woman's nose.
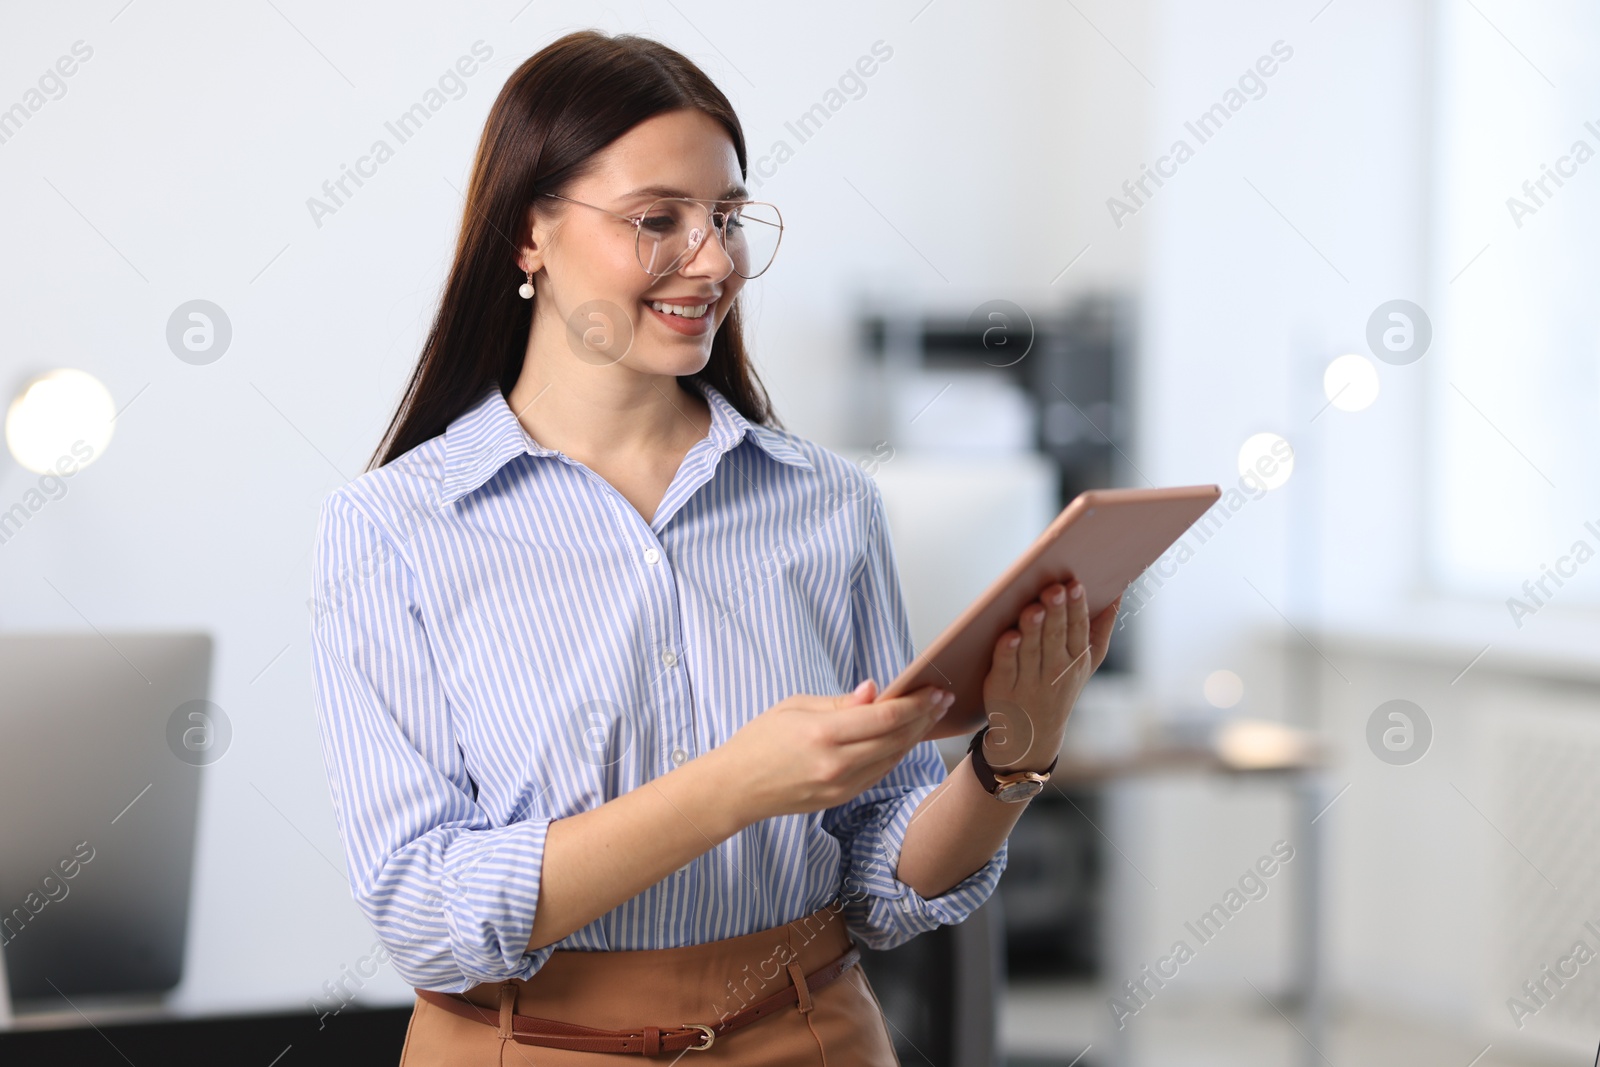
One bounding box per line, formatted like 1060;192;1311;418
679;218;735;280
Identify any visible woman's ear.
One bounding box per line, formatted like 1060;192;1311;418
517;243;538;276
518;203;544;275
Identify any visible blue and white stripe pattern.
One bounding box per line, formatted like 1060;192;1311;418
309;375;1006;992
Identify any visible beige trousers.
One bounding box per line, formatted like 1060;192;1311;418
397;896;903;1066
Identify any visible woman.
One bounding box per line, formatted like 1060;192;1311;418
309;29;1118;1065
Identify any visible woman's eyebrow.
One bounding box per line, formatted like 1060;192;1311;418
621;183;750;201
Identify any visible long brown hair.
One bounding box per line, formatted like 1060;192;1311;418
366;30;782;472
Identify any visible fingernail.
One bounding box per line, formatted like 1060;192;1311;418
1050;587;1066;604
1070;583;1084;599
853;680;871;696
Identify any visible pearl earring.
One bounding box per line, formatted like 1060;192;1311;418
518;270;535;299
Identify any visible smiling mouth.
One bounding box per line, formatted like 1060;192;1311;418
646;300;711;319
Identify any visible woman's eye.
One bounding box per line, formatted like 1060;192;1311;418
640;215;676;233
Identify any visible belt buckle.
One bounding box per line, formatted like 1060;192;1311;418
681;1023;716;1050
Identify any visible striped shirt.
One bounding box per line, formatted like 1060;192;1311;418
309;375;1006;992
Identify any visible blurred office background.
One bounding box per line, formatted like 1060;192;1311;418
3;1;1597;1064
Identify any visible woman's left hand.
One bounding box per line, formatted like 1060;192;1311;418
979;579;1120;771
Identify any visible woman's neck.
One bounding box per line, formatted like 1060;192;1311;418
506;361;711;468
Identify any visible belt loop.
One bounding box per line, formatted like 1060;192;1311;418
786;960;814;1014
497;981;516;1040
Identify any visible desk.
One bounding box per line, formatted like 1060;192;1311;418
0;1003;411;1066
1046;732;1329;1067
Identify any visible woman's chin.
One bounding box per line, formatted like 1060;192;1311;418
623;346;712;379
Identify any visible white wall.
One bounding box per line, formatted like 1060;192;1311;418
1119;4;1596;1061
0;0;1149;1015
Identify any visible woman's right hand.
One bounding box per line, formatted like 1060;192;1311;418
718;680;956;824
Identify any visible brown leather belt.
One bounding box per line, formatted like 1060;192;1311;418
415;941;861;1055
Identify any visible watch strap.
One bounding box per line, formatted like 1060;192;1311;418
968;724;1058;796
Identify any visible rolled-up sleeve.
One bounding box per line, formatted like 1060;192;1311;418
821;477;1006;951
309;489;555;991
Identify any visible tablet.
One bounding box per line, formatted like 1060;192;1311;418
879;484;1222;740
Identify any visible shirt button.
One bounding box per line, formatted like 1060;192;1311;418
660;649;678;667
644;547;661;565
671;748;688;765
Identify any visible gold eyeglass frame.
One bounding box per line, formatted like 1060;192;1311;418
538;192;784;280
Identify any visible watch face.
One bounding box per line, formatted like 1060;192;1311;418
996;780;1044;803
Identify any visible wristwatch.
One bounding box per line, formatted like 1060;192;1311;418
967;725;1058;803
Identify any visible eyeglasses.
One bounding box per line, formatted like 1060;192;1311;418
539;192;783;280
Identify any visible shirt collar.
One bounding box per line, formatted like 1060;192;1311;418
439;377;813;506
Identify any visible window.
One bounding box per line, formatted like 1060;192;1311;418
1428;0;1600;602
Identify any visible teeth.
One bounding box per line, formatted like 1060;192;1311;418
649;301;709;319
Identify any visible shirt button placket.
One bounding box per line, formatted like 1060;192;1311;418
671;740;690;878
649;539;691;781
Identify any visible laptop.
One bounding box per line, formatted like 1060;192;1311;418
0;632;211;1014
